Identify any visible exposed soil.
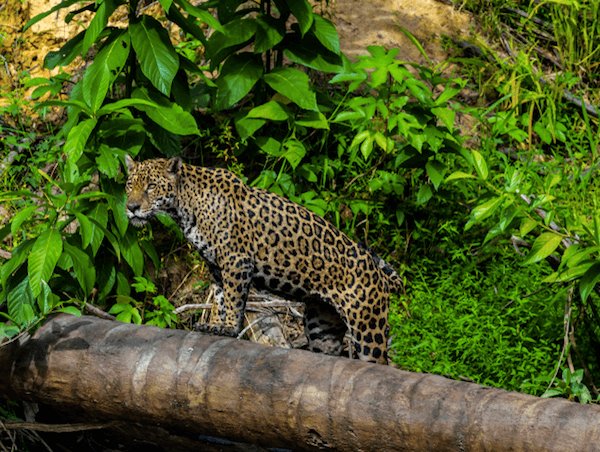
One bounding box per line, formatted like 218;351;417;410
0;0;473;104
326;0;472;62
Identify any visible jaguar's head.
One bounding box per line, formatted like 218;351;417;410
125;156;182;227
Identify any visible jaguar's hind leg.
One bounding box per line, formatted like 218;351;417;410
303;298;347;356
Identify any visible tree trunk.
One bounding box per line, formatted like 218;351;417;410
1;314;599;451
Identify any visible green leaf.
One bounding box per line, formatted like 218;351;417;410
544;263;594;283
445;171;475;182
235;116;266;140
159;0;173;12
435;86;462;105
254;16;285;53
288;0;313;36
38;279;58;315
166;4;207;45
96;97;159;116
64;118;97;163
425;160;447;190
206;18;256;66
122;231;144;276
8;276;36;325
10;206;38;238
431;106;455;131
28;229;63;298
214;53;263;110
284;40;343;73
88;203;109;255
519;217;538;237
63;241;96;295
1;239;34;287
295;110;329;129
247;101;290;121
257;136;283;156
465;196;504;230
63;118;97;183
44;31;85;69
130;15;179;96
132;88;199;135
82;0;121;55
416;184;433;205
311;15;339;53
263;68;318;111
58;306;82;317
472;150;488;180
23;0;80;31
96;145;121;178
82;30;130;112
282;139;306;169
174;0;223;31
74;212;94;249
108;192;129;238
522;232;563;265
580;262;600;302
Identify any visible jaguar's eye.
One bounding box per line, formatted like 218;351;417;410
147;183;156;191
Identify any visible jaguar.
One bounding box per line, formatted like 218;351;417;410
125;156;402;364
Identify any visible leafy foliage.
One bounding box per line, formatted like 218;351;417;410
1;0;599;404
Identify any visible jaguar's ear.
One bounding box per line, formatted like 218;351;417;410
167;157;183;176
125;154;136;172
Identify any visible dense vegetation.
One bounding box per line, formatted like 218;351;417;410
1;0;599;410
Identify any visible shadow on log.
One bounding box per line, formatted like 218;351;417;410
1;314;599;451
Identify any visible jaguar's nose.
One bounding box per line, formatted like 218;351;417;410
126;201;141;213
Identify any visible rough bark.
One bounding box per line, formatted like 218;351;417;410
1;314;599;451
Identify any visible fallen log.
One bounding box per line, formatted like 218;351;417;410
1;314;599;451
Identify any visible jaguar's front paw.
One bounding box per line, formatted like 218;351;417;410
195;323;238;337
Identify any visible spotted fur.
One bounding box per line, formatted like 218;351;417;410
125;156;402;364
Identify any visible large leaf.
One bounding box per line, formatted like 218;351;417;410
254;16;285;53
284;41;343;73
82;30;130;112
522;232;563;265
96;144;121;178
7;276;35;325
88;203;109;256
425;160;447;190
471;150;488;180
23;0;80;31
246;100;290;121
63;118;98;183
580;262;600;302
282;139;306;169
10;205;38;238
295;110;329;129
130;15;179;96
263;67;318;111
44;30;85;69
63;241;96;295
288;0;313;36
28;229;63;298
122;231;144;276
1;239;34;287
108;191;129;238
311;15;339;53
214;53;263;110
82;0;122;55
166;4;206;44
132;88;199;135
174;0;223;31
465;196;504;230
205;18;257;66
235;116;266;140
